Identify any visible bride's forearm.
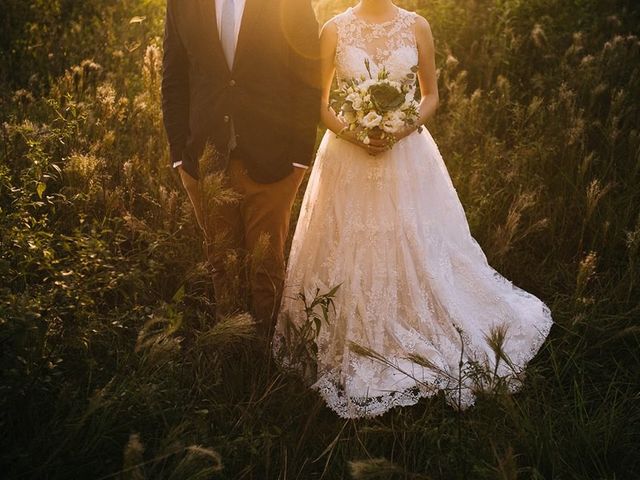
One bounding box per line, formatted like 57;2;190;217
416;93;439;127
320;100;347;135
394;92;439;140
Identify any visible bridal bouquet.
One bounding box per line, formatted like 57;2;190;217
331;59;421;146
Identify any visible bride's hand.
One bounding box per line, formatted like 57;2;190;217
338;128;390;156
391;125;420;143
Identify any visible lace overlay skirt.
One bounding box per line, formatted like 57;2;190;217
273;128;553;418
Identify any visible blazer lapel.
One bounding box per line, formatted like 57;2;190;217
199;0;230;74
232;0;265;72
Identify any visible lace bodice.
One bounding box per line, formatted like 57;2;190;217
334;7;419;86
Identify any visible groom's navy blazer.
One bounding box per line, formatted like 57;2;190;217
162;0;321;182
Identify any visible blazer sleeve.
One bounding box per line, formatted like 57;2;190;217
161;0;194;177
284;0;321;167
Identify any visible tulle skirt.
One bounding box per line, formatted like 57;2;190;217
272;128;553;418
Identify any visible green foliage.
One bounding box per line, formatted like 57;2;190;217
276;284;340;382
1;0;640;479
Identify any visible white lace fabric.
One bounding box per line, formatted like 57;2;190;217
272;7;554;419
335;7;419;83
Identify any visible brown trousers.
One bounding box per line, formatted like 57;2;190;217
206;158;304;336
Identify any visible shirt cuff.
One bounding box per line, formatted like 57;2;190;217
292;162;309;170
172;160;183;168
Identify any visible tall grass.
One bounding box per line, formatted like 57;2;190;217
1;0;639;478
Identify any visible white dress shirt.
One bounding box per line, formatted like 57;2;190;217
173;0;308;171
215;0;246;51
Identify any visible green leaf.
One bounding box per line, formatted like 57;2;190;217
364;58;372;79
172;285;185;303
327;283;343;297
37;182;46;199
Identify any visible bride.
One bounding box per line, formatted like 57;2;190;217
272;0;553;418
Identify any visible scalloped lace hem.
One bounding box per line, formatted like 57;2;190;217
272;306;552;419
311;365;531;419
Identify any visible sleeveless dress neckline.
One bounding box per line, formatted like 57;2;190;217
347;6;402;28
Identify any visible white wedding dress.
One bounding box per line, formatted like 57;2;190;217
272;7;553;418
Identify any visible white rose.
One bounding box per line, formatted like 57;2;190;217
381;110;406;133
360;111;383;129
402;92;416;109
345;92;363;111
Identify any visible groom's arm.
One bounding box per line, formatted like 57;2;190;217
162;0;196;180
162;1;207;236
284;0;321;168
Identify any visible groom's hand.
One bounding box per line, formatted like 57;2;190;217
177;165;209;238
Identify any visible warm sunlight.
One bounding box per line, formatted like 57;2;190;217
2;0;639;478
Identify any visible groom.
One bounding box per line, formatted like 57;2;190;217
162;0;321;336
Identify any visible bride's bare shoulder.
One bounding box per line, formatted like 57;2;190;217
406;10;431;29
321;17;337;31
323;7;353;30
411;11;433;34
320;14;342;39
407;10;434;44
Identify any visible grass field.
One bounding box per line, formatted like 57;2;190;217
1;0;639;478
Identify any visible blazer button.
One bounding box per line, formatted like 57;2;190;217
223;115;230;123
229;79;236;87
